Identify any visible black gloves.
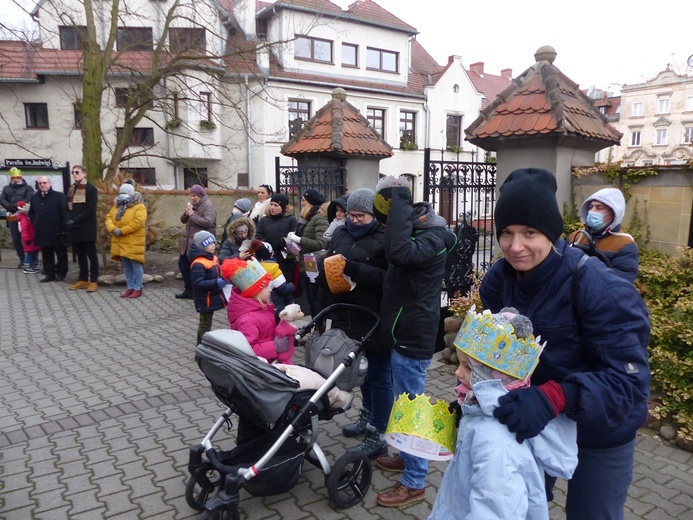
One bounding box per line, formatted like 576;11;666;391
343;258;359;278
448;400;462;429
493;386;557;443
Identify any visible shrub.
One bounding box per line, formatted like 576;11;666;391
638;247;693;440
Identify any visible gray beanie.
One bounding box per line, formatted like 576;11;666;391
234;198;252;213
193;230;216;249
119;183;135;195
347;188;375;214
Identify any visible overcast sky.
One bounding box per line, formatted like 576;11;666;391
338;0;692;94
4;0;692;94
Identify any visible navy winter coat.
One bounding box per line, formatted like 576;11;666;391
480;239;651;448
188;244;226;313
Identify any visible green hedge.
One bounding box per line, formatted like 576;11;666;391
638;248;693;441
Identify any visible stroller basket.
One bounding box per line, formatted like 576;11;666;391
216;433;306;497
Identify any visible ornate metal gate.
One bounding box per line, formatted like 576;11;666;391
275;157;346;208
423;148;497;297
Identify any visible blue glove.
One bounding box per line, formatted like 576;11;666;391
113;228;122;236
493;386;556;443
216;278;229;288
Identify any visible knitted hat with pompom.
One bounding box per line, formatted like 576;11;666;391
221;257;272;298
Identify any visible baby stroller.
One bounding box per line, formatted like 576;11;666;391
186;303;379;519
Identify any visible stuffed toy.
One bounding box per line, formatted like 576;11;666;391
273;303;304;364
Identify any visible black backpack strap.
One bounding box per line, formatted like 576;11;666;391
573;230;613;268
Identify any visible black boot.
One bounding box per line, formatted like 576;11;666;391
342;408;370;437
351;427;388;459
40;275;56;283
175;289;193;299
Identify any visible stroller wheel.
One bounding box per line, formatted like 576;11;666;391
185;462;223;511
326;450;372;508
199;505;240;520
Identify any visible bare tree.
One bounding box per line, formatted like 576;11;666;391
1;0;318;184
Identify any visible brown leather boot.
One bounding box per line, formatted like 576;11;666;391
376;482;425;508
86;282;98;293
69;280;90;290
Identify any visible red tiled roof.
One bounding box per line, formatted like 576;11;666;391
345;0;417;33
466;65;513;109
259;0;344;16
281;88;393;157
466;51;622;148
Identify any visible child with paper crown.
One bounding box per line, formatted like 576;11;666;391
222;257;352;409
189;231;228;346
249;239;295;317
429;306;578;520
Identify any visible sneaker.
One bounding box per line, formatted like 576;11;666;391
376;482;425;508
375;453;405;472
23;264;39;274
342;408;370;437
351;428;388;459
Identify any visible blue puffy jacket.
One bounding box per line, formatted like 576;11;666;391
480;239;651;447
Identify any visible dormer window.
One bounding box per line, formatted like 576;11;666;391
294;36;332;63
367;47;398;73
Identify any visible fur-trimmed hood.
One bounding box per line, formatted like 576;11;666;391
225;216;255;241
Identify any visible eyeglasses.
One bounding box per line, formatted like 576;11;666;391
71;170;81;174
347;212;368;222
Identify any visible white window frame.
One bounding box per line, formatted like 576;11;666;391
630;130;641;147
655;128;668;146
658;98;670;114
684;127;693;144
687;96;693;112
632;102;644;116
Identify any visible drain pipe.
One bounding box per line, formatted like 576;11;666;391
244;74;253;188
423;94;431;149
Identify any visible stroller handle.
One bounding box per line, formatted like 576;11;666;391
295;303;380;345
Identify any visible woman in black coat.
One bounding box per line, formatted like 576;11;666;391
254;193;298;284
317;188;390;459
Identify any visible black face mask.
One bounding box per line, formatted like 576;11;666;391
346;219;376;238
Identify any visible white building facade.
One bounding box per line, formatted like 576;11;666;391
0;0;484;193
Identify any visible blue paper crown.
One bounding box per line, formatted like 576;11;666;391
453;307;544;380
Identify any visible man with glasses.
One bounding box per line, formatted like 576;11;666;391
0;167;34;267
66;165;99;292
28;176;69;283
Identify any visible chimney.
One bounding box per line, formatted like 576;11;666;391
501;68;512;78
233;0;257;40
469;62;484;74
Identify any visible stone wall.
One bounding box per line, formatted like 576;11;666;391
572;168;693;254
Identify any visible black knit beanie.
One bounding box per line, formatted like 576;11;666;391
494;168;563;243
303;188;326;206
270;193;288;211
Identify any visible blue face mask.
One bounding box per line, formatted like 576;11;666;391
118;194;130;203
586;211;606;231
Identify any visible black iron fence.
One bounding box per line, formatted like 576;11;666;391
275;158;346;209
424;148;497;297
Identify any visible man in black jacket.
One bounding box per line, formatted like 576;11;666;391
29;176;69;283
66;165;99;292
0;167;34;267
372;175;457;508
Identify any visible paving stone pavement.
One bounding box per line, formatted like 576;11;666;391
1;252;692;520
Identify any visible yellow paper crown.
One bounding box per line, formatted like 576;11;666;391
453;307;544;380
385;393;456;459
